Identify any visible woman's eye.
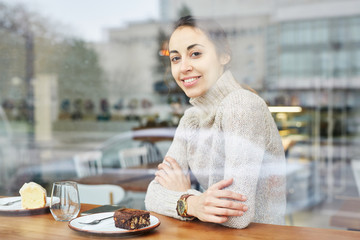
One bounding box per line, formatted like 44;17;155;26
191;52;202;57
171;56;180;62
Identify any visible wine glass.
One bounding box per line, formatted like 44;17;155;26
50;181;81;221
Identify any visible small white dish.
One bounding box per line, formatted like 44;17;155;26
0;196;50;216
68;212;160;236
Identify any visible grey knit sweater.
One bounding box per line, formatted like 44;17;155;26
145;70;286;229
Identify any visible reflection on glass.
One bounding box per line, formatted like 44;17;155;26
0;0;359;231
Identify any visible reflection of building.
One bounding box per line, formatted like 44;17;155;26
265;1;360;139
265;1;360;204
96;0;274;105
94;0;360;206
95;0;360;136
266;1;360;101
158;0;360;139
93;22;168;105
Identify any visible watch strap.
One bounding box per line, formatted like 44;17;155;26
177;194;194;219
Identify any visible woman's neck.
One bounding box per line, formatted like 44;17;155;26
189;70;241;114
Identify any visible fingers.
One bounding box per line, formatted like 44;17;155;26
155;168;169;179
212;198;248;212
213;189;247;202
208;179;247;202
204;205;245;217
155;157;191;191
202;214;229;224
155;169;171;186
157;157;180;172
155;175;167;187
157;162;172;173
201;192;247;211
157;162;181;182
164;156;183;172
209;178;233;190
158;157;188;180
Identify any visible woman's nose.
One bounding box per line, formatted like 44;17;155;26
180;59;192;73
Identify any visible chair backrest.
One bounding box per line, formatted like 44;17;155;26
118;146;148;168
351;159;360;195
77;183;125;205
139;141;163;164
73;151;103;178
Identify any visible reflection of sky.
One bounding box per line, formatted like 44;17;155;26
1;0;159;42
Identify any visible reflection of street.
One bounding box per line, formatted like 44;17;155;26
4;126;174;194
4;127;124;195
1;121;359;228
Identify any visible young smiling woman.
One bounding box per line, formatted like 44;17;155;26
145;16;286;229
168;26;230;98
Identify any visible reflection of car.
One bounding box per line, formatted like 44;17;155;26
97;127;176;168
7;127;177;195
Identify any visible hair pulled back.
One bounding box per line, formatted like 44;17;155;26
173;15;232;67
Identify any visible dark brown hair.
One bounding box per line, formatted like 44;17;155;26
172;15;232;68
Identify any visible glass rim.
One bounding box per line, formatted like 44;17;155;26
52;181;78;185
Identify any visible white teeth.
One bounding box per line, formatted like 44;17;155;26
184;77;197;83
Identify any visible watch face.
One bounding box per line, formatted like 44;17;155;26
177;200;186;216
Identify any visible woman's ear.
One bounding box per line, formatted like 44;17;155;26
220;54;231;66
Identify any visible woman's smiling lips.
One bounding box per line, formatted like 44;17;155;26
181;76;201;87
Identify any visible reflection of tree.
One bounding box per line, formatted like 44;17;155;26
0;3;46;123
56;39;106;102
178;4;192;18
0;2;107;123
156;29;170;75
71;98;83;120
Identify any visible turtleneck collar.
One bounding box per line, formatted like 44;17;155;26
189;70;241;114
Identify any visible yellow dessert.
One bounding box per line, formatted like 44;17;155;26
19;182;47;209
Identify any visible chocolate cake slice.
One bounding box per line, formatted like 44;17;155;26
113;208;150;230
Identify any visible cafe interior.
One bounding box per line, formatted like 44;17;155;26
0;0;360;239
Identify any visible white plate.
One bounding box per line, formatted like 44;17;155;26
68;212;160;236
0;196;50;216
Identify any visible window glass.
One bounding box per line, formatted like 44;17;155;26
0;0;359;232
280;23;295;45
350;16;360;41
313;20;328;44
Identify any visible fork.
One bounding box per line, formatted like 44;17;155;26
0;199;21;206
78;215;114;225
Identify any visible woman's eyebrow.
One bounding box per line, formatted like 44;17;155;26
169;50;178;54
169;44;204;54
187;43;204;50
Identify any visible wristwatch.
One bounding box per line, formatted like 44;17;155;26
176;194;194;219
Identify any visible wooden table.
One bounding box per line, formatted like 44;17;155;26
330;197;360;231
0;201;359;240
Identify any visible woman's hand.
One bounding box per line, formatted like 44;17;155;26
155;156;191;192
187;178;248;223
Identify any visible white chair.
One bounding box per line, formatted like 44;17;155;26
118;146;148;168
73;151;103;178
139;141;163;164
351;159;360;196
77;183;125;205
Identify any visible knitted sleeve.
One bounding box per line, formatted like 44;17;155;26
145;111;202;220
216;90;272;229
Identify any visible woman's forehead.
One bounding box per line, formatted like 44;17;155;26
169;26;211;50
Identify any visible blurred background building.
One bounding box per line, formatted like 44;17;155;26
0;0;359;230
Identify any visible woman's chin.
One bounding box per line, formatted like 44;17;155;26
185;91;202;98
